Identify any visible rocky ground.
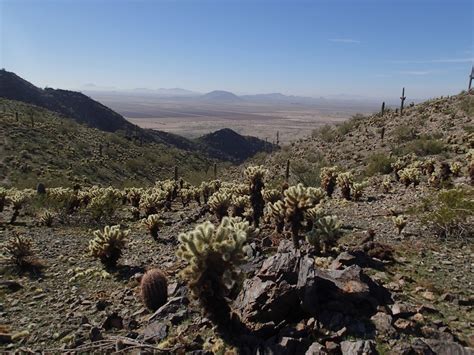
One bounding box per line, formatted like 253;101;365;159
0;93;473;354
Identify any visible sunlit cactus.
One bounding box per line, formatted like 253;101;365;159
352;182;366;201
89;225;129;268
143;214;162;240
39;210;54;227
176;217;254;326
266;200;286;233
306;215;343;254
191;187;202;206
320;166;338;197
9;193;26;224
244;165;267;227
262;188;282;204
2;235;41;269
130;206;140;221
200;182;212;204
399;167;420;187
141;192;165;217
127;188;142;208
209;191;231;221
382;176;392;193
392;215;407;235
336;171;353;200
422;158;436;175
230;195;250;218
450;161;462;177
180;188;193;207
283;183;315;248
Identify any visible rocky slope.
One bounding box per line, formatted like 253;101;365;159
0;92;472;354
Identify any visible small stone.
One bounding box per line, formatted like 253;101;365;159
422;291;435;301
393;318;414;331
305;341;327;355
370;312;395;336
439;293;455;302
143;322;168;343
96;299;111;311
411;313;424;323
325;341;339;352
340;340;376;355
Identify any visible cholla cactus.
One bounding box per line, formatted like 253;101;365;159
177;217;254;326
200;182;212;204
266;200;285;233
191;187;201;206
143;214;162;240
304;205;324;230
209;191;231;221
2;235;40;268
391;156;413;181
439;162;452;183
392;215;407;235
450;161;462;177
180;188;193;207
306;215;343;254
127;188;142;208
283;184;316;248
422;158;436;175
39;210;54;227
399;167;420;188
244;165;267;227
336;172;353;200
382;176;392;193
320;166;338;197
141;192;165;217
9;193;25;224
0;187;6;212
231;195;250;218
262;188;281;204
352;182;366;201
89;225;129;268
130;206;140;221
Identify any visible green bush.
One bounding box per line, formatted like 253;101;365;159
337;114;365;136
312;124;337;143
394;136;445;156
420;187;474;239
365;153;394;176
393;125;417;143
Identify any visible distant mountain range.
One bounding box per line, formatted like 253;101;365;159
0;69;277;163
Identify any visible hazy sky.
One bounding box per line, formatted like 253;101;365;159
1;0;473;99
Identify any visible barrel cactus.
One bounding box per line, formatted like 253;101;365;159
140;268;168;311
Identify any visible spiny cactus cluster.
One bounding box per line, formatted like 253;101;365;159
89;225;129;268
399;167;421;188
306;215;343;254
392;215;407;235
39;210;54;227
336;172;353;200
2;235;40;268
177;217;255;324
320;166;338;197
143;214;162;240
244;165;267;227
208;191;232;221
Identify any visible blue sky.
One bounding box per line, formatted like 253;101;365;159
1;0;473;99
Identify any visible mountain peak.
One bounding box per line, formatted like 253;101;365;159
200;90;242;102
